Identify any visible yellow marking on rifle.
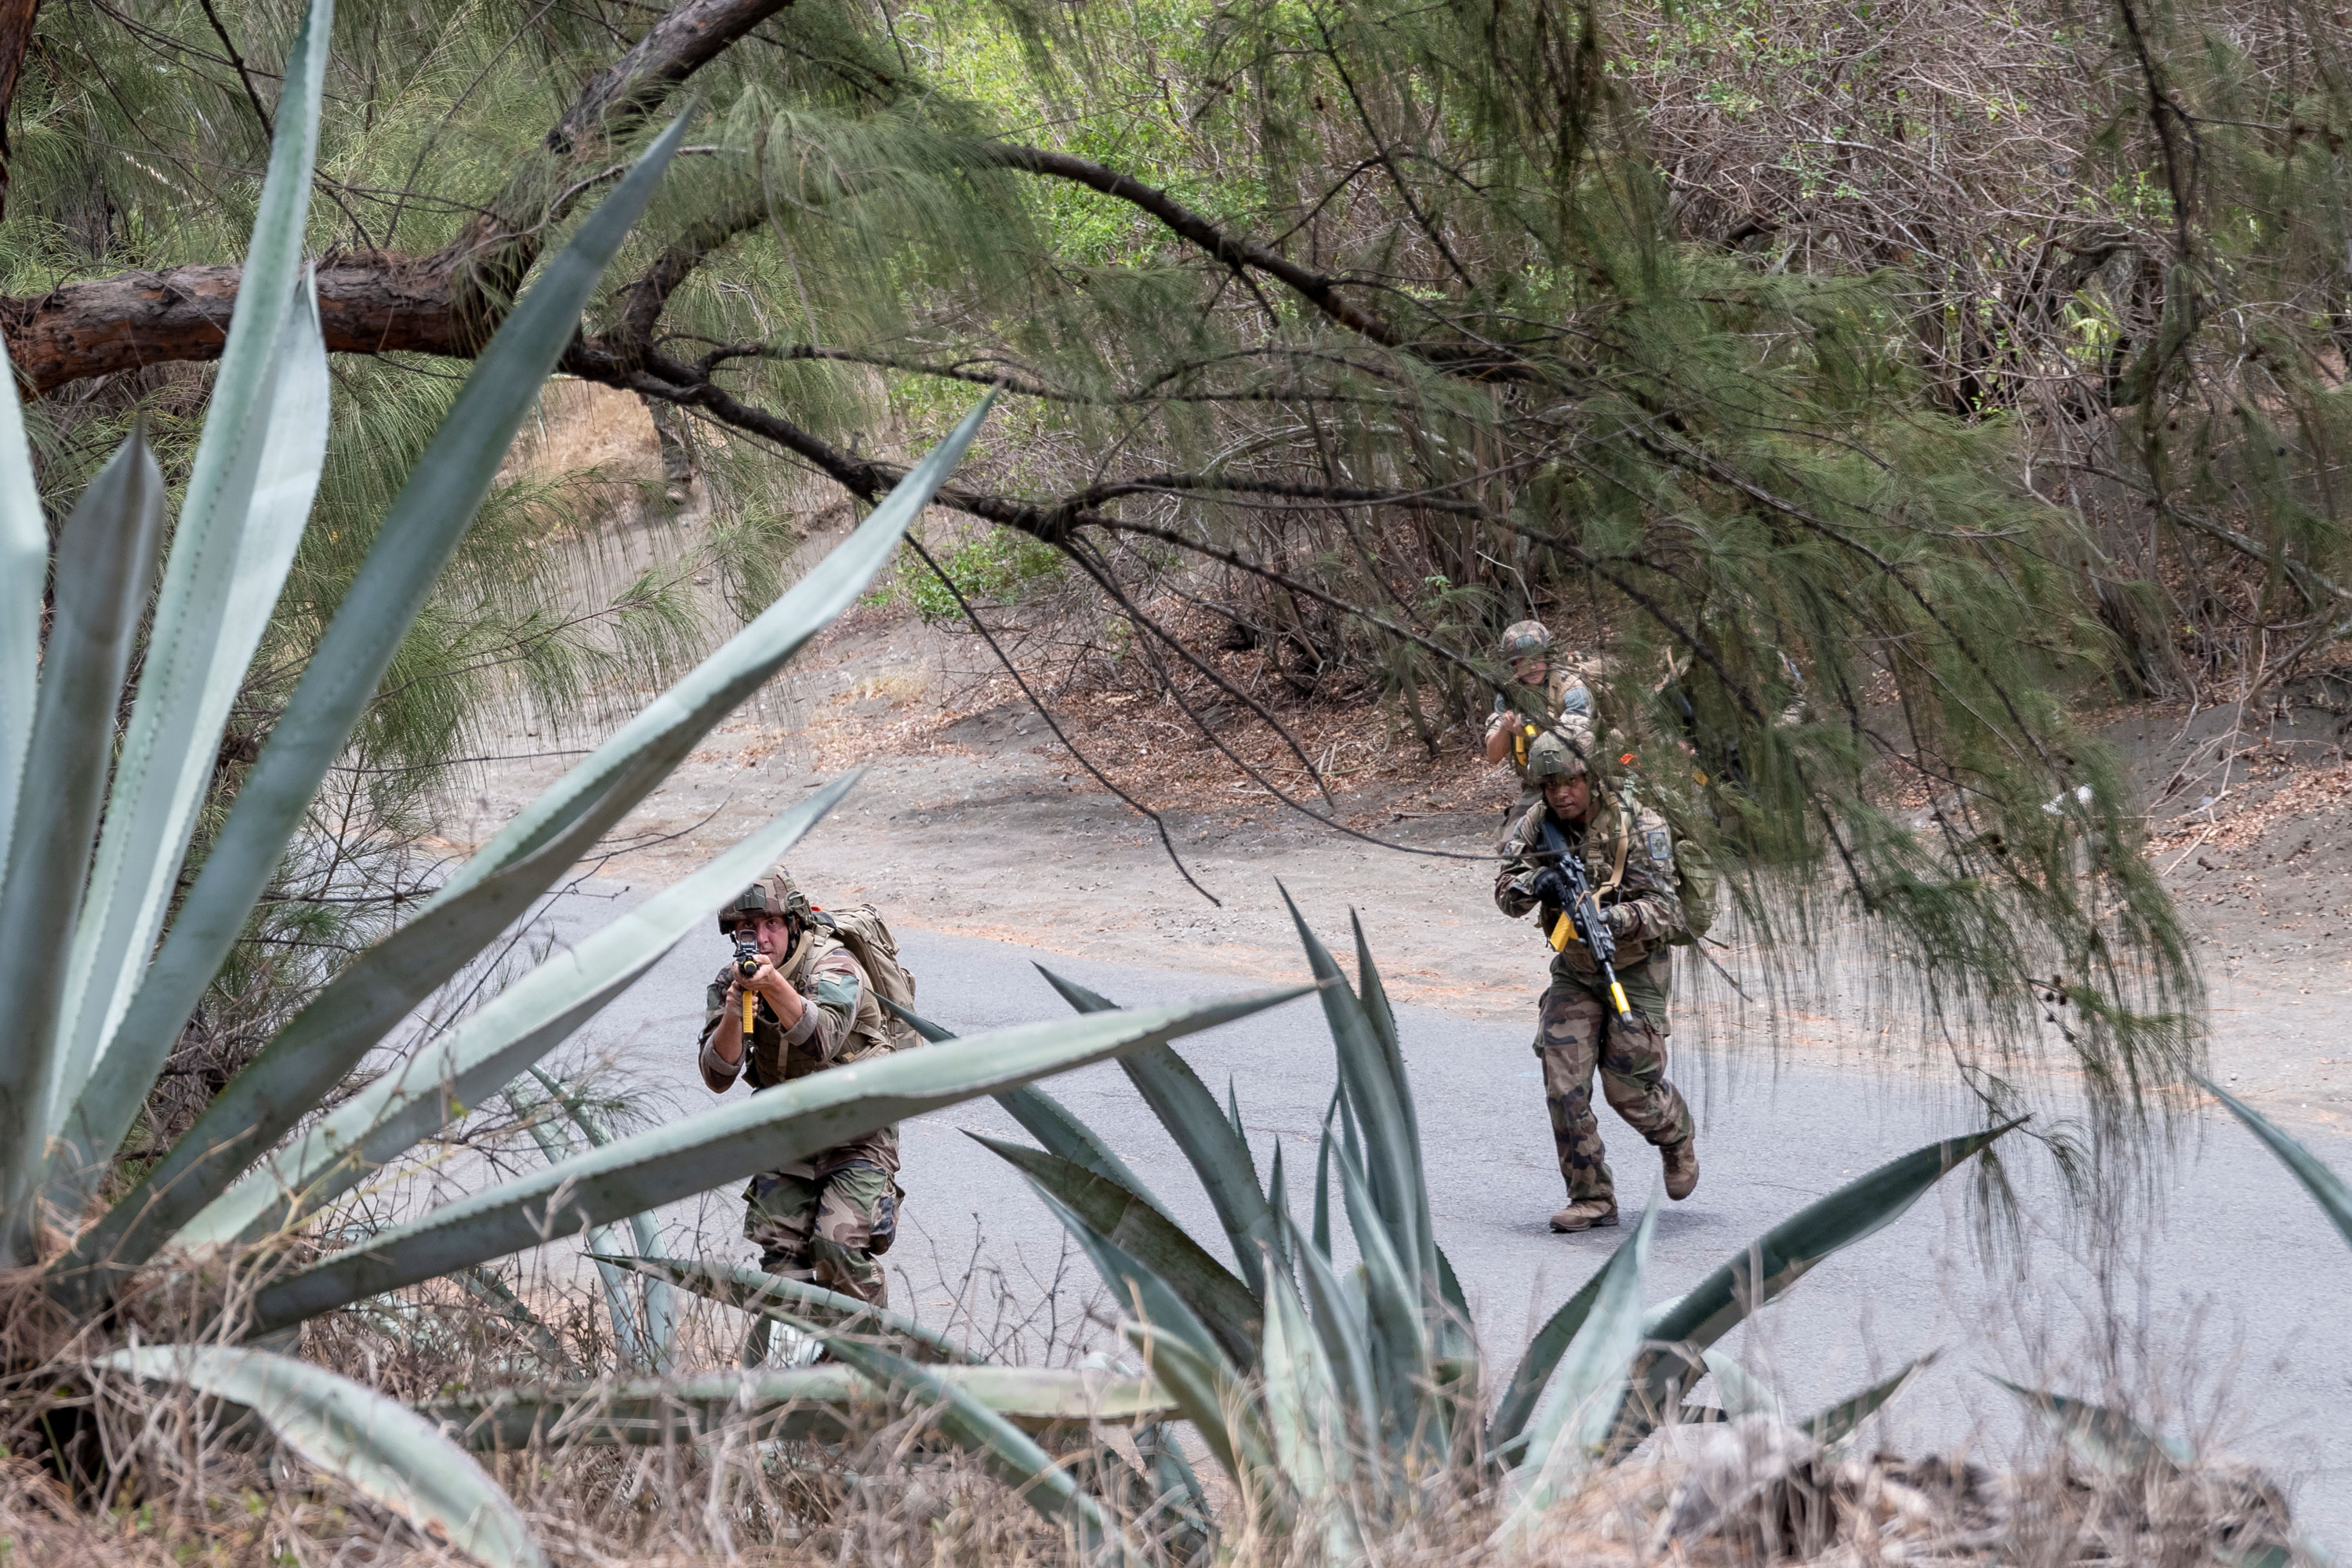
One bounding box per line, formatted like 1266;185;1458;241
1550;911;1577;952
742;990;756;1036
1610;980;1632;1018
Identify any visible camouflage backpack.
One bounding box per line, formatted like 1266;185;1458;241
811;904;920;1044
1624;789;1718;946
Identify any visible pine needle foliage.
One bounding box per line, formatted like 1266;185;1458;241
20;0;2325;1149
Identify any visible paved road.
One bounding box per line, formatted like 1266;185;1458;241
528;884;2352;1540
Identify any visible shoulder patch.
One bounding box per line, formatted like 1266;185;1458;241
1646;826;1671;864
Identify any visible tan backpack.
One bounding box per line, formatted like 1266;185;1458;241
811;904;920;1047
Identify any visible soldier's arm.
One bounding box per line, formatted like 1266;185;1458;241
778;948;866;1063
1606;813;1686;945
1494;809;1544;918
697;973;745;1093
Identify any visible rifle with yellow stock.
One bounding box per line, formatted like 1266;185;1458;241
1534;817;1635;1024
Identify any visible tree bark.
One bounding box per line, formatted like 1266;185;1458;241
0;0;41;222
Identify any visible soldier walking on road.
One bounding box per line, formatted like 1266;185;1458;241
1484;620;1593;822
1495;726;1700;1232
696;865;903;1305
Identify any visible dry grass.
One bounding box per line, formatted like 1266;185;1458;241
0;1256;2321;1568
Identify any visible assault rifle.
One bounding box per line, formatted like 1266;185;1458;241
1533;817;1635;1024
732;931;762;1040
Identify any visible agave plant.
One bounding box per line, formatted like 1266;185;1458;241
0;4;1303;1561
561;894;2020;1560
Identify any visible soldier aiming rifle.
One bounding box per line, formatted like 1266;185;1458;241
696;865;915;1306
1495;724;1700;1232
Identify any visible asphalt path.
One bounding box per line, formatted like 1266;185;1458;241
527;884;2352;1540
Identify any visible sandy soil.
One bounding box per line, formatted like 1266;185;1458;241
437;396;2352;1135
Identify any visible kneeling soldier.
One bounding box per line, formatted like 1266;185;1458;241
1495;727;1699;1232
697;864;901;1304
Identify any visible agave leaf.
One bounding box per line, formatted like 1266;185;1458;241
1502;1192;1658;1532
1988;1375;2193;1474
245;987;1308;1336
1289;1212;1381;1452
426;1364;1172;1450
82;116;699;1203
1035;965;1277;1298
594;1254;969;1364
0;335;46;880
1699;1348;1781;1419
1028;1186;1271;1484
436;393;993;910
57;786;648;1298
815;1333;1150;1566
1625;1120;2024;1447
1801;1353;1933;1447
1332;1134;1435;1454
1261;1245;1362;1563
178;779;859;1250
0;437;166;1264
101;1345;541;1568
971;1134;1261;1363
50;1;336;1131
1282;887;1426;1282
506;1084;648;1370
1489;1258;1611;1461
1312;1109;1335;1258
1348;909;1420;1178
453;1265;575;1377
2198;1073;2352;1250
879;993;1169;1215
529;1069;674;1370
44;285;332;1211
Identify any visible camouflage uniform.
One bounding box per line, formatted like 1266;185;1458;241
1495;771;1695;1219
1490;621;1595;821
698;868;902;1305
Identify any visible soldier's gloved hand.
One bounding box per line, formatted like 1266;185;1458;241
1531;868;1573;909
1603;903;1639;939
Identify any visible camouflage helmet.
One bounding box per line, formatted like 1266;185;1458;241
1499;619;1551;663
1524;722;1593;784
717;862;812;932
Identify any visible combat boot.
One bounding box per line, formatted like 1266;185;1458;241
1663;1138;1699;1201
1548;1200;1619;1232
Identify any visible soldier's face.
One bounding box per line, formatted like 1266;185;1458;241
747;913;793;956
1511;656;1547;687
1544;774;1591;822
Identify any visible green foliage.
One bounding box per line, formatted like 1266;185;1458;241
897;524;1071;623
866;919;2015;1551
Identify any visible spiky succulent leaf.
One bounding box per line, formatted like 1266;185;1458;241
245;987;1308;1335
1280;888;1427;1283
434;391;993;909
0;437;165;1264
815;1333;1151;1566
87;114;699;1214
0;336;39;880
1502;1192;1657;1530
2199;1073;2352;1250
1989;1375;2192;1474
532;1070;673;1369
880;993;1169;1214
594;1254;969;1363
51;1;337;1140
971;1134;1260;1362
1624;1120;2023;1446
1802;1354;1933;1447
101;1345;541;1568
1036;964;1277;1297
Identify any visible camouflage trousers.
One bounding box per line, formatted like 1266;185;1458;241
1535;963;1693;1210
743;1158;900;1307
